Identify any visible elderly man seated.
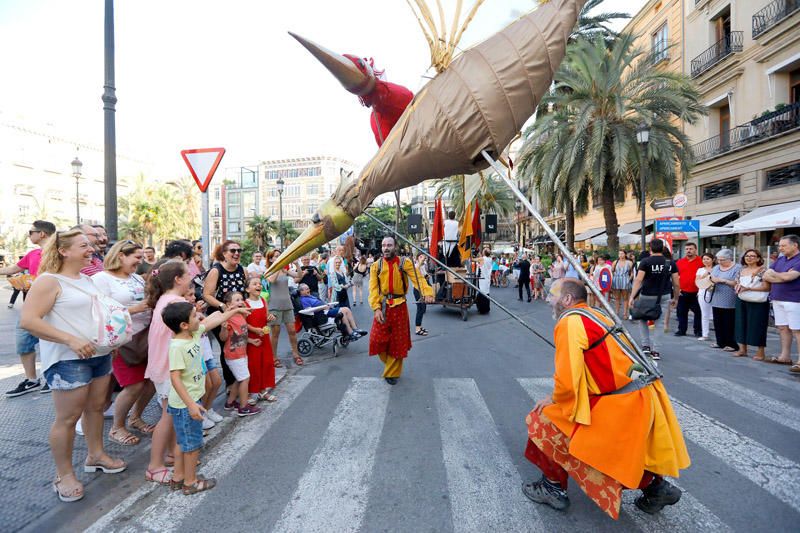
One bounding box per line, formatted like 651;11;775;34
297;283;367;341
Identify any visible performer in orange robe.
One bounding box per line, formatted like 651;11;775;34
368;236;434;385
523;279;690;519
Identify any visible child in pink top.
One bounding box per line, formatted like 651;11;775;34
144;261;192;485
219;292;259;417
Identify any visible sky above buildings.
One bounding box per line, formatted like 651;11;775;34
0;0;644;178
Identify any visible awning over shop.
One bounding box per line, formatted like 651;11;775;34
691;210;738;227
574;227;606;241
590;232;640;246
730;201;800;233
620;220;655;235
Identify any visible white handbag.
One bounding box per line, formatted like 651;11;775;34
738;272;769;303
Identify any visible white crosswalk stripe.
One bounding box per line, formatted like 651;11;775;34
671;399;800;513
683;376;800;433
86;374;315;533
518;378;733;532
764;376;800;393
272;377;391;533
434;378;545;532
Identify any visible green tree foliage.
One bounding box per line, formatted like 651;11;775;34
118;175;201;249
435;173;515;219
247;215;278;250
517;33;704;252
354;204;411;243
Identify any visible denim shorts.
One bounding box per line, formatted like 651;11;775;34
43;355;112;391
204;356;219;372
168;403;204;453
15;320;39;354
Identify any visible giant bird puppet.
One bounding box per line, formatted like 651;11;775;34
267;0;585;275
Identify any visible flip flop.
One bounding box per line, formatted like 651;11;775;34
415;329;429;336
722;347;737;352
767;357;793;365
790;365;800;373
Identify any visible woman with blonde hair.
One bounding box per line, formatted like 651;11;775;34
21;230;127;502
93;241;154;445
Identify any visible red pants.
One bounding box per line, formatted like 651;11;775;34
247;336;275;393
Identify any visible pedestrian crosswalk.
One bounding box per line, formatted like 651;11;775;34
92;373;800;532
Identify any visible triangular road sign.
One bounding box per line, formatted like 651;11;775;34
181;148;226;192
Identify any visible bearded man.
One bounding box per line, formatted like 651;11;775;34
368;236;434;384
522;278;690;519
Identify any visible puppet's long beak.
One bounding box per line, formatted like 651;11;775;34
288;32;375;96
265;199;355;275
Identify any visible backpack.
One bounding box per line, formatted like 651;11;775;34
46;274;132;350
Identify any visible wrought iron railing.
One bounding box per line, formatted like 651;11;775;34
753;0;800;38
690;31;743;78
691;101;800;163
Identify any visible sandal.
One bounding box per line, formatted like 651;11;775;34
415;329;428;336
145;467;173;485
274;359;283;368
790;365;800;373
294;356;305;367
183;477;217;495
165;456;201;468
722;346;737;352
53;473;84;502
109;427;140;446
84;457;127;474
129;417;155;434
766;357;793;365
258;392;277;402
169;478;185;491
752;355;766;361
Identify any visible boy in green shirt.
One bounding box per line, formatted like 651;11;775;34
161;301;249;495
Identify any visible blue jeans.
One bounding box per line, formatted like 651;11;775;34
168;403;204;453
43;355;112;391
16;319;39;354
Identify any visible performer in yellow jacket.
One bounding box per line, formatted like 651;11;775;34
369;236;434;384
523;278;690;519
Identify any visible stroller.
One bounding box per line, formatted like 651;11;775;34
291;290;351;357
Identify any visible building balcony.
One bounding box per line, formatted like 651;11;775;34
690;31;743;78
690;101;800;163
753;0;800;39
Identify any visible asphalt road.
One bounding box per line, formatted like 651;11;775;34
12;283;800;532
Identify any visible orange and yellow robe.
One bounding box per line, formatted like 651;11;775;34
525;303;690;519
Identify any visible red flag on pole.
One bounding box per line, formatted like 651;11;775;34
472;200;482;249
430;198;444;258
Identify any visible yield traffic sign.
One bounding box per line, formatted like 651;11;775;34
181;148;226;192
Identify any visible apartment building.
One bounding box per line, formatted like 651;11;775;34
684;0;800;251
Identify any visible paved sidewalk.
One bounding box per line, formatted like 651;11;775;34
0;287;291;532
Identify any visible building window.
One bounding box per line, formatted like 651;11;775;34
227;192;241;219
652;23;668;63
213;207;220;217
228;221;241;233
701;178;740;201
307;184;319;196
241;168;258;188
428;207;435;221
243;191;257;218
214;188;220;200
791;68;800;104
766;163;800;189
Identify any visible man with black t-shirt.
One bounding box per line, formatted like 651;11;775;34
629;239;679;360
516;254;532;302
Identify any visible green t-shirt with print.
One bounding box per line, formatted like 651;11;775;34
168;325;206;409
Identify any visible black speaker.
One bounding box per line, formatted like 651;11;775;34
484;214;498;234
407;214;423;234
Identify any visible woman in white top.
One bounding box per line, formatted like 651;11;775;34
479;248;493;295
93;241;154;446
695;253;716;341
21;229;127;503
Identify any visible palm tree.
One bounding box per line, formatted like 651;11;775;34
435;172;515;219
518;33;705;252
247;215;278;250
568;0;629;44
276;221;300;248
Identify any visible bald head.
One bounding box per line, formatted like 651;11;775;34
560;278;587;303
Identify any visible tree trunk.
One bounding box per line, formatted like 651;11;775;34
601;177;620;254
565;200;575;251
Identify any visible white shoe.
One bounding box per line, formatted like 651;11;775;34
202;414;216;430
103;402;115;418
76;418;84;436
698;336;708;341
247;394;258;406
206;409;224;423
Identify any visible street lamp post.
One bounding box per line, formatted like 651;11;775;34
71;157;83;225
276;177;285;248
636;123;651;253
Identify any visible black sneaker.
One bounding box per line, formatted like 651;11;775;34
634;477;681;514
522;477;570;511
5;379;42;397
674;332;686;337
40;381;51;394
